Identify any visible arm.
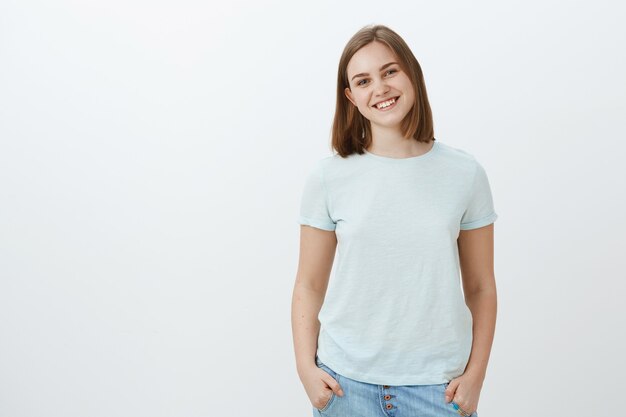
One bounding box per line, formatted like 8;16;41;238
457;223;497;382
291;225;337;379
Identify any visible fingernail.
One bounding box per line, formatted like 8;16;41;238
339;390;344;396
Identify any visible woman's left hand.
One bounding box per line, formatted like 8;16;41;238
444;371;483;416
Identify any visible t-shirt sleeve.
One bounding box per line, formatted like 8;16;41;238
460;161;498;230
298;160;336;231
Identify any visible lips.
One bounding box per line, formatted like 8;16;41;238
372;96;400;108
372;96;400;111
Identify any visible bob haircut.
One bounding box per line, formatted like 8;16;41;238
331;24;435;158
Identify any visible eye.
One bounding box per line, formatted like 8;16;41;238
355;69;398;86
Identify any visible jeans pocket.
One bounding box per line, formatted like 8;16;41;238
316;390;335;412
314;355;339;412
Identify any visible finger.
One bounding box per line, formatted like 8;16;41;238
444;385;455;402
323;376;344;396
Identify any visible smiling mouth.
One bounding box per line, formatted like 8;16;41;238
372;96;400;110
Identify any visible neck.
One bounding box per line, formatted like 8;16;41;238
367;129;433;158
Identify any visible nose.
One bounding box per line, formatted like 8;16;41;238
373;78;390;97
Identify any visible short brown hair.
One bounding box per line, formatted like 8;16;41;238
331;24;435;157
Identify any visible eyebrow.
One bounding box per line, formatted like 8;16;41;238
350;62;399;81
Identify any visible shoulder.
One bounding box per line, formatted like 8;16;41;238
433;141;482;176
314;152;363;179
436;141;478;163
303;154;350;188
304;154;335;176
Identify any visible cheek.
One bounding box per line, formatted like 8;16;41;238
355;93;370;108
403;82;416;100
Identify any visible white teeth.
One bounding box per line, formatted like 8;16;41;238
376;97;396;109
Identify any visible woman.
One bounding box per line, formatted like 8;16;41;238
292;24;497;417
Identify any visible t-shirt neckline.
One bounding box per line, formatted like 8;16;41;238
363;140;439;163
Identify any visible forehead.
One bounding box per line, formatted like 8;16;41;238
346;42;398;76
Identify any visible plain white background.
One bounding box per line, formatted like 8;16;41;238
1;0;625;416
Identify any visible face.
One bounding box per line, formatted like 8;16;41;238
344;41;415;130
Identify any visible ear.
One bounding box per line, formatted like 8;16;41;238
344;87;356;106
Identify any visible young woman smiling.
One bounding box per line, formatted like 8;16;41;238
292;24;498;417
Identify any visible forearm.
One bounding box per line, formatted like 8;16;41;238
463;287;497;382
291;281;325;378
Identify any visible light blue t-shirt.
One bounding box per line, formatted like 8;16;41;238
297;140;498;385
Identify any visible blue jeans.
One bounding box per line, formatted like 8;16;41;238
312;355;478;417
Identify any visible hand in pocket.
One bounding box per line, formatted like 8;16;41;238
301;364;344;410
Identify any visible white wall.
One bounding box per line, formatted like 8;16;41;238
1;0;624;416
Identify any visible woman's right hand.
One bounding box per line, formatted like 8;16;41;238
299;364;344;410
